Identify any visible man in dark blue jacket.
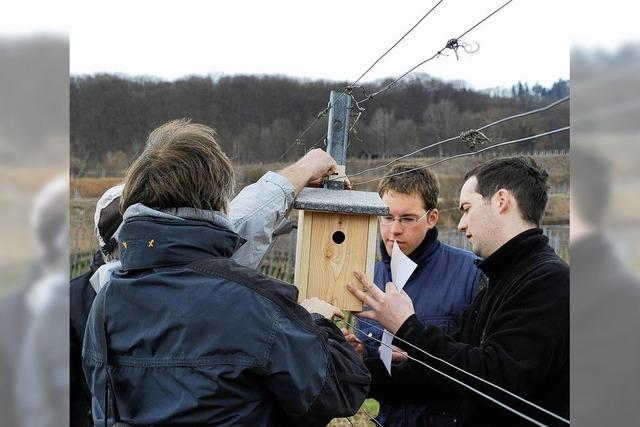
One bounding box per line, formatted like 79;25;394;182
355;164;480;427
82;119;370;426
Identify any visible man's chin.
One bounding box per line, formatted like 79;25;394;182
387;242;412;255
383;244;394;256
385;242;402;254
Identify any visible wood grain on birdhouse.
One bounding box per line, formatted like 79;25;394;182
295;211;378;311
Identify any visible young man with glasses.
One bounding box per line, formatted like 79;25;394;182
349;157;569;426
355;163;481;427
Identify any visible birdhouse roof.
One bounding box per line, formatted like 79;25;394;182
293;188;389;215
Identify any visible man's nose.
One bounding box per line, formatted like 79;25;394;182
457;217;466;233
390;220;403;234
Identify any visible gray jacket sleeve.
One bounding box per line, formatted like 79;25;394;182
229;171;295;269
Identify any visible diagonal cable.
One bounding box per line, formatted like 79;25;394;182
278;0;454;162
278;0;445;162
355;0;514;106
456;0;513;40
352;126;570;186
277;105;330;162
344;320;560;427
353;317;570;425
359;406;383;427
351;0;446;87
278;0;514;162
346;96;569;178
476;95;569;132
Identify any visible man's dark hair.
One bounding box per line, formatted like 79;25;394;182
571;146;610;225
464;157;549;226
379;163;439;210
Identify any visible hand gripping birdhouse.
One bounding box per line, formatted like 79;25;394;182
293;187;388;311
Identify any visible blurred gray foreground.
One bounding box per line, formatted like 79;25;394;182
0;35;69;427
571;44;640;426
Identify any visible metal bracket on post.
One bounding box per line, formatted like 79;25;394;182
324;91;350;190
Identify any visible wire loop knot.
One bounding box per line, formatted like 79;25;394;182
459;129;491;151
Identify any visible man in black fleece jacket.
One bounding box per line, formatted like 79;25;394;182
347;157;569;426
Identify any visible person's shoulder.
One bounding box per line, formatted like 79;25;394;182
439;242;479;263
529;248;570;277
189;257;287;284
70;271;95;300
189;258;322;334
188;257;300;306
519;252;570;298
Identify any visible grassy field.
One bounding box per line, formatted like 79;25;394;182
328;399;380;426
71;151;569;196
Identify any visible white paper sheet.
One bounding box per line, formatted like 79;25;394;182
381;241;417;375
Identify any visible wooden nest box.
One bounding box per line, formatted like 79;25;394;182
293;187;389;311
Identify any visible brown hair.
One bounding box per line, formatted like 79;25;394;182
464;156;549;226
120;119;234;213
379;163;439;210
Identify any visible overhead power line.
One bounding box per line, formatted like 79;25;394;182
351;0;446;87
278;0;514;162
347;95;570;179
352;126;570;186
354;317;571;425
354;0;514;106
344;319;562;427
278;0;445;162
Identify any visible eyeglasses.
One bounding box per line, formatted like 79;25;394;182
379;210;431;228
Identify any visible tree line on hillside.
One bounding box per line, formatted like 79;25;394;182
71;73;569;176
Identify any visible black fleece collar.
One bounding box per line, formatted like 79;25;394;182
477;228;548;281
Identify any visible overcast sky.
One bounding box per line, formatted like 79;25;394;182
65;0;573;90
3;0;637;90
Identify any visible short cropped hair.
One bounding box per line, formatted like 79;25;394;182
464;157;549;226
379;163;439;210
121;119;234;213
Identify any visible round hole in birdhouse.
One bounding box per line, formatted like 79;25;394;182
332;231;346;244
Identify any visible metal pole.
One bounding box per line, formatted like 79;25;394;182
324;91;351;189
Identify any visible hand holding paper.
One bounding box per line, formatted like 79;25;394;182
381;241;417;373
379;345;409;363
347;241;417;374
347;273;415;333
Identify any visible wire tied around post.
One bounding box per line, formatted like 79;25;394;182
460;129;492;151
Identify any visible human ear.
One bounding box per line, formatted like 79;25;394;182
495;189;511;214
427;208;439;227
